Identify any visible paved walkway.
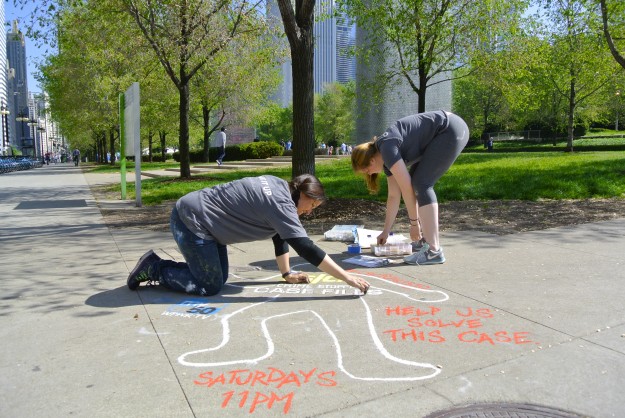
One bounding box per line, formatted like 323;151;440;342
1;163;624;417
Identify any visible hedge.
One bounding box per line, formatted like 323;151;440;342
172;141;284;163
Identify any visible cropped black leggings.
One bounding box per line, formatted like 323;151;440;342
410;113;469;206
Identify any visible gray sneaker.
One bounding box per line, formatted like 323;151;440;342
411;238;428;253
404;247;445;265
127;250;161;290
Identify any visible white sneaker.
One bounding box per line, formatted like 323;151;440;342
404;247;445;265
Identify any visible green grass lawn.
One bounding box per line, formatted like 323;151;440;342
94;148;625;206
464;131;625;153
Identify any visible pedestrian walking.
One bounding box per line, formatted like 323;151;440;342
215;127;226;166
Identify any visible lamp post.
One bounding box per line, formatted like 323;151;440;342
16;113;29;155
37;126;46;161
616;90;621;131
27;119;38;158
0;104;9;156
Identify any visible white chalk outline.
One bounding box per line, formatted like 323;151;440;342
178;268;448;381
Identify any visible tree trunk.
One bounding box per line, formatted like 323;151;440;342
566;78;575;152
178;82;191;178
109;128;116;165
159;131;167;161
98;132;105;163
291;30;316;177
147;130;154;162
202;104;210;163
418;69;427;113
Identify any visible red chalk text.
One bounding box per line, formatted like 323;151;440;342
195;367;336;414
383;305;536;346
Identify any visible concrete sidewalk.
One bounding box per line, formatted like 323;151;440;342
1;164;624;418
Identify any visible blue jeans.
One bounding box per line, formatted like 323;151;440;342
156;207;229;296
216;146;225;164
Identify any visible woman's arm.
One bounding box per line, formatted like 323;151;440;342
388;160;421;241
276;252;310;283
317;255;370;294
282;237;370;293
379;175;402;244
274;238;310;284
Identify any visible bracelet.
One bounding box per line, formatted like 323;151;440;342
282;271;293;279
409;217;418;222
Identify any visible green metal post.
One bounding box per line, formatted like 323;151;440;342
119;93;127;200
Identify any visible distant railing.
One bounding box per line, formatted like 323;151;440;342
486;130;543;142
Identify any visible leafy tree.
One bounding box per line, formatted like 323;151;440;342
38;2;142;161
339;0;528;113
540;0;621;150
600;0;625;69
37;1;179;164
117;0;267;177
190;34;284;162
253;102;293;144
314;82;355;146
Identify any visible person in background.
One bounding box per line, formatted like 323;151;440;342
351;111;469;265
216;127;227;166
127;174;371;296
72;149;81;166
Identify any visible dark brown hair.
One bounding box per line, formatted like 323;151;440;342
289;174;327;205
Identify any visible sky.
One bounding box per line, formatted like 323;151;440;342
5;1;51;93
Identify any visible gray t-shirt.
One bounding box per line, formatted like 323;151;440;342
176;176;308;245
376;111;450;176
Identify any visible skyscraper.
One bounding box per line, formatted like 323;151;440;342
269;0;356;106
0;2;9;155
314;3;356;93
335;15;355;84
354;26;452;142
6;19;31;155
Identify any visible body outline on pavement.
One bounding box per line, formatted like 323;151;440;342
178;266;449;382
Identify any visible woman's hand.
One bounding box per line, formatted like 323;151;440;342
283;272;310;284
377;231;389;245
342;274;371;295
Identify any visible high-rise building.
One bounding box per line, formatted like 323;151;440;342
354;25;452;142
314;3;356;93
0;2;9;155
30;92;62;158
268;0;356;106
6;20;31;155
266;2;292;107
335;15;355;84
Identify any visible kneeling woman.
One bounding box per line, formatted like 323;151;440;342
127;174;370;295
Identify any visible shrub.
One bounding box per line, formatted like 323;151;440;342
172;141;284;163
238;141;284;159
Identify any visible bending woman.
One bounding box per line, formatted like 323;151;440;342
126;174;370;295
351;111;469;265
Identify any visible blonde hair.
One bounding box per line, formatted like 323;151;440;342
351;138;380;194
